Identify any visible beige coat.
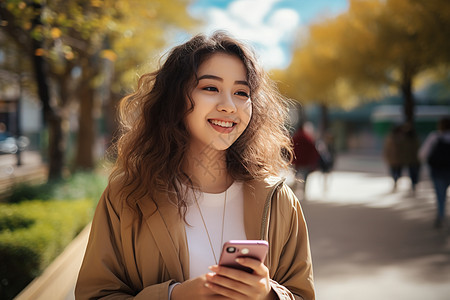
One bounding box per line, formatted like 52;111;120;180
75;177;315;299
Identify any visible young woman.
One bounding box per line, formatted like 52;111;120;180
75;31;315;300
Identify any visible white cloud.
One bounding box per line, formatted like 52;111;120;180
228;0;279;27
268;8;300;33
191;0;303;69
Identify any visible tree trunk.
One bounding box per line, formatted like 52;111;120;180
29;8;65;180
47;113;65;180
75;68;95;170
105;92;121;151
1;3;67;180
400;64;415;125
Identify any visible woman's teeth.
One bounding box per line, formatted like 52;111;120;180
210;120;234;128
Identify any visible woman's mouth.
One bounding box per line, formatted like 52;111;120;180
208;119;236;133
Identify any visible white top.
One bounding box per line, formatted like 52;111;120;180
184;181;246;278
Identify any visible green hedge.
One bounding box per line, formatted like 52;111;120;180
6;171;108;204
0;199;93;299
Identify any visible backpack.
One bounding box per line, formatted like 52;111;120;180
316;140;334;172
427;137;450;168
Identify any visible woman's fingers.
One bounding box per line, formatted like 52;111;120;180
206;260;272;299
209;264;254;283
234;257;267;276
205;273;246;299
172;275;228;300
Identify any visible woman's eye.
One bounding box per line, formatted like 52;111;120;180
235;91;250;98
203;86;218;92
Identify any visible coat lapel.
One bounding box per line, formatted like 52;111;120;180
137;194;188;282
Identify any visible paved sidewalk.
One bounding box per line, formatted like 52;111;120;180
298;154;450;300
15;152;450;300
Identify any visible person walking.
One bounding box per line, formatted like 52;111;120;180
75;31;315;299
383;125;404;191
419;117;450;229
315;131;335;192
400;123;421;192
383;123;420;192
292;123;320;198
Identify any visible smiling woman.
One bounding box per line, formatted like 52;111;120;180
75;31;315;300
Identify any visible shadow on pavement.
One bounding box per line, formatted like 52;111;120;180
304;202;449;279
299;169;450;300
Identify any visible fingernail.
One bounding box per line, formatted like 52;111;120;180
235;258;242;263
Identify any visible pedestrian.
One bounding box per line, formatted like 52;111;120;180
292;122;320;197
419;117;450;229
75;31;315;299
315;131;335;192
383;125;402;190
383;123;420;192
401;123;421;191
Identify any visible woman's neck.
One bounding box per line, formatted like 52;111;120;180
183;146;231;193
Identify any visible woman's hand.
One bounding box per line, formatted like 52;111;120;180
170;275;228;300
205;258;277;300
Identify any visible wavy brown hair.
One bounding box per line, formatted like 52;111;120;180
110;31;293;213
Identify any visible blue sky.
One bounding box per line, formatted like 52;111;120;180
188;0;349;69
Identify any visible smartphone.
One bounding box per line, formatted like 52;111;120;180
218;240;269;273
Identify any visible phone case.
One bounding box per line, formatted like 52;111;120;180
218;240;269;273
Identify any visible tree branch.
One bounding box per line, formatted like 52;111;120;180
0;5;32;51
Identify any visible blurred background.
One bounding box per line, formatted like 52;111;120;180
0;0;449;299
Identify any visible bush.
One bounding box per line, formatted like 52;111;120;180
5;171;108;204
0;199;93;300
52;171;108;201
5;182;56;203
0;171;108;299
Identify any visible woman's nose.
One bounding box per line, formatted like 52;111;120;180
216;93;236;113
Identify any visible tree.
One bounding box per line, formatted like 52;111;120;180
100;0;198;151
336;0;450;124
275;14;362;136
278;0;450;132
1;3;63;178
1;0;196;179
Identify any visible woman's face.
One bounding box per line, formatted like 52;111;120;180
185;53;252;153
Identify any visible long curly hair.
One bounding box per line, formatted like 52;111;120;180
110;31;293;215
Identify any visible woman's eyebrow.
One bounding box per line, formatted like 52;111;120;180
235;80;249;87
198;74;222;81
198;74;249;86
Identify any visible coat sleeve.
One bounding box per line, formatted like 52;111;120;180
268;184;315;300
75;185;172;299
